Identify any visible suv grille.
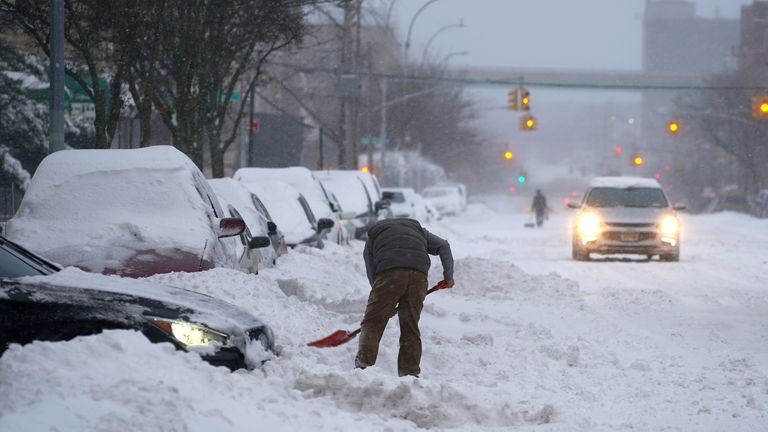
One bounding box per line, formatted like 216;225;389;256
604;222;655;228
603;231;657;241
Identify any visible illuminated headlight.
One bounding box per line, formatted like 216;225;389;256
659;215;679;238
151;319;228;347
577;212;602;243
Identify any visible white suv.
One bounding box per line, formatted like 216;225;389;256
568;177;685;261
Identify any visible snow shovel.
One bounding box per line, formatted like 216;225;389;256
307;280;451;348
524;214;536;228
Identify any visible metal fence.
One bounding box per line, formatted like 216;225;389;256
0;184;22;222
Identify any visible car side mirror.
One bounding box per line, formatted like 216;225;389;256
217;218;245;238
248;236;271;249
375;200;391;212
567;202;581;209
317;218;335;232
267;221;277;236
673;203;686;211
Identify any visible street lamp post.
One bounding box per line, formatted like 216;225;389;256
404;0;443;68
422;20;465;60
438;50;469;67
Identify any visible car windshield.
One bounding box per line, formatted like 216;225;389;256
586;187;668;208
0;237;58;277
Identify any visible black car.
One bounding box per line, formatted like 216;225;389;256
0;235;274;370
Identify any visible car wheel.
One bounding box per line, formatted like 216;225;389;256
572;237;590;261
660;247;680;262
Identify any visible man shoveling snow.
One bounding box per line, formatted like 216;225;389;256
356;218;454;377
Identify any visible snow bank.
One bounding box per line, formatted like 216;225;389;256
2;203;766;431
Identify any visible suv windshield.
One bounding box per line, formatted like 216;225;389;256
586;187;668;208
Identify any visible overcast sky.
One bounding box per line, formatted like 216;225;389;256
393;0;750;70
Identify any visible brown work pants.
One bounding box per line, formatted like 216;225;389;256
355;268;428;377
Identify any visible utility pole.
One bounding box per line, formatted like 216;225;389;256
49;0;65;153
248;79;256;166
379;79;388;181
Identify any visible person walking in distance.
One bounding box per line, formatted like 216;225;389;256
356;218;454;377
531;189;550;228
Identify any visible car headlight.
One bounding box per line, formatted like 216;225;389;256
151;318;228;347
659;215;679;238
576;212;602;240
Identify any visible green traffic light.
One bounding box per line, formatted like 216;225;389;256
517;176;526;184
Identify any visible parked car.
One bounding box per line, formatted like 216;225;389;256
0;235;275;370
208;187;273;274
422;186;463;216
240;180;334;248
567;176;685;261
313;170;391;239
381;187;434;222
233;167;352;245
5;146;247;277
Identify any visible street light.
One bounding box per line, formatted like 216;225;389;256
404;0;444;67
422;20;466;60
438;50;469;66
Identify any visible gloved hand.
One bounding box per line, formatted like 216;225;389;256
442;279;455;289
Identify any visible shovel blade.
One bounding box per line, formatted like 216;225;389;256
307;329;358;348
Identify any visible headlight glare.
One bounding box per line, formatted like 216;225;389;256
659;215;679;237
152;319;228;347
577;212;602;239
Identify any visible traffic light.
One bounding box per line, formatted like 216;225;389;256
520;88;530;111
503;150;514;160
752;95;768;119
632;154;644;166
507;89;519;111
360;164;370;173
666;118;682;135
614;146;623;154
520;114;537;131
517;175;526;184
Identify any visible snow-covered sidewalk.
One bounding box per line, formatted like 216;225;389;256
2;202;767;431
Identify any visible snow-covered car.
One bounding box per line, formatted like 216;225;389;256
313;170;391;239
208;186;274;274
240;180;334;248
422;186;463;216
568;176;685;261
381;187;434;222
233;167;352;245
5;146;246;277
0;235;274;370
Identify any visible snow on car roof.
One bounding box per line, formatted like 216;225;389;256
6;146;217;272
240;180;315;245
314;170;380;203
233;167;333;219
589;177;662;189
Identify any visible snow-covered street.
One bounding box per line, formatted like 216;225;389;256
2;199;767;431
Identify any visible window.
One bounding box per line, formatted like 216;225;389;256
297;194;317;225
586;187;668;208
250;194;273;221
0;239;58;278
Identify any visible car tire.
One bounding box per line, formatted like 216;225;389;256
660;247;680;262
572;238;590;261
